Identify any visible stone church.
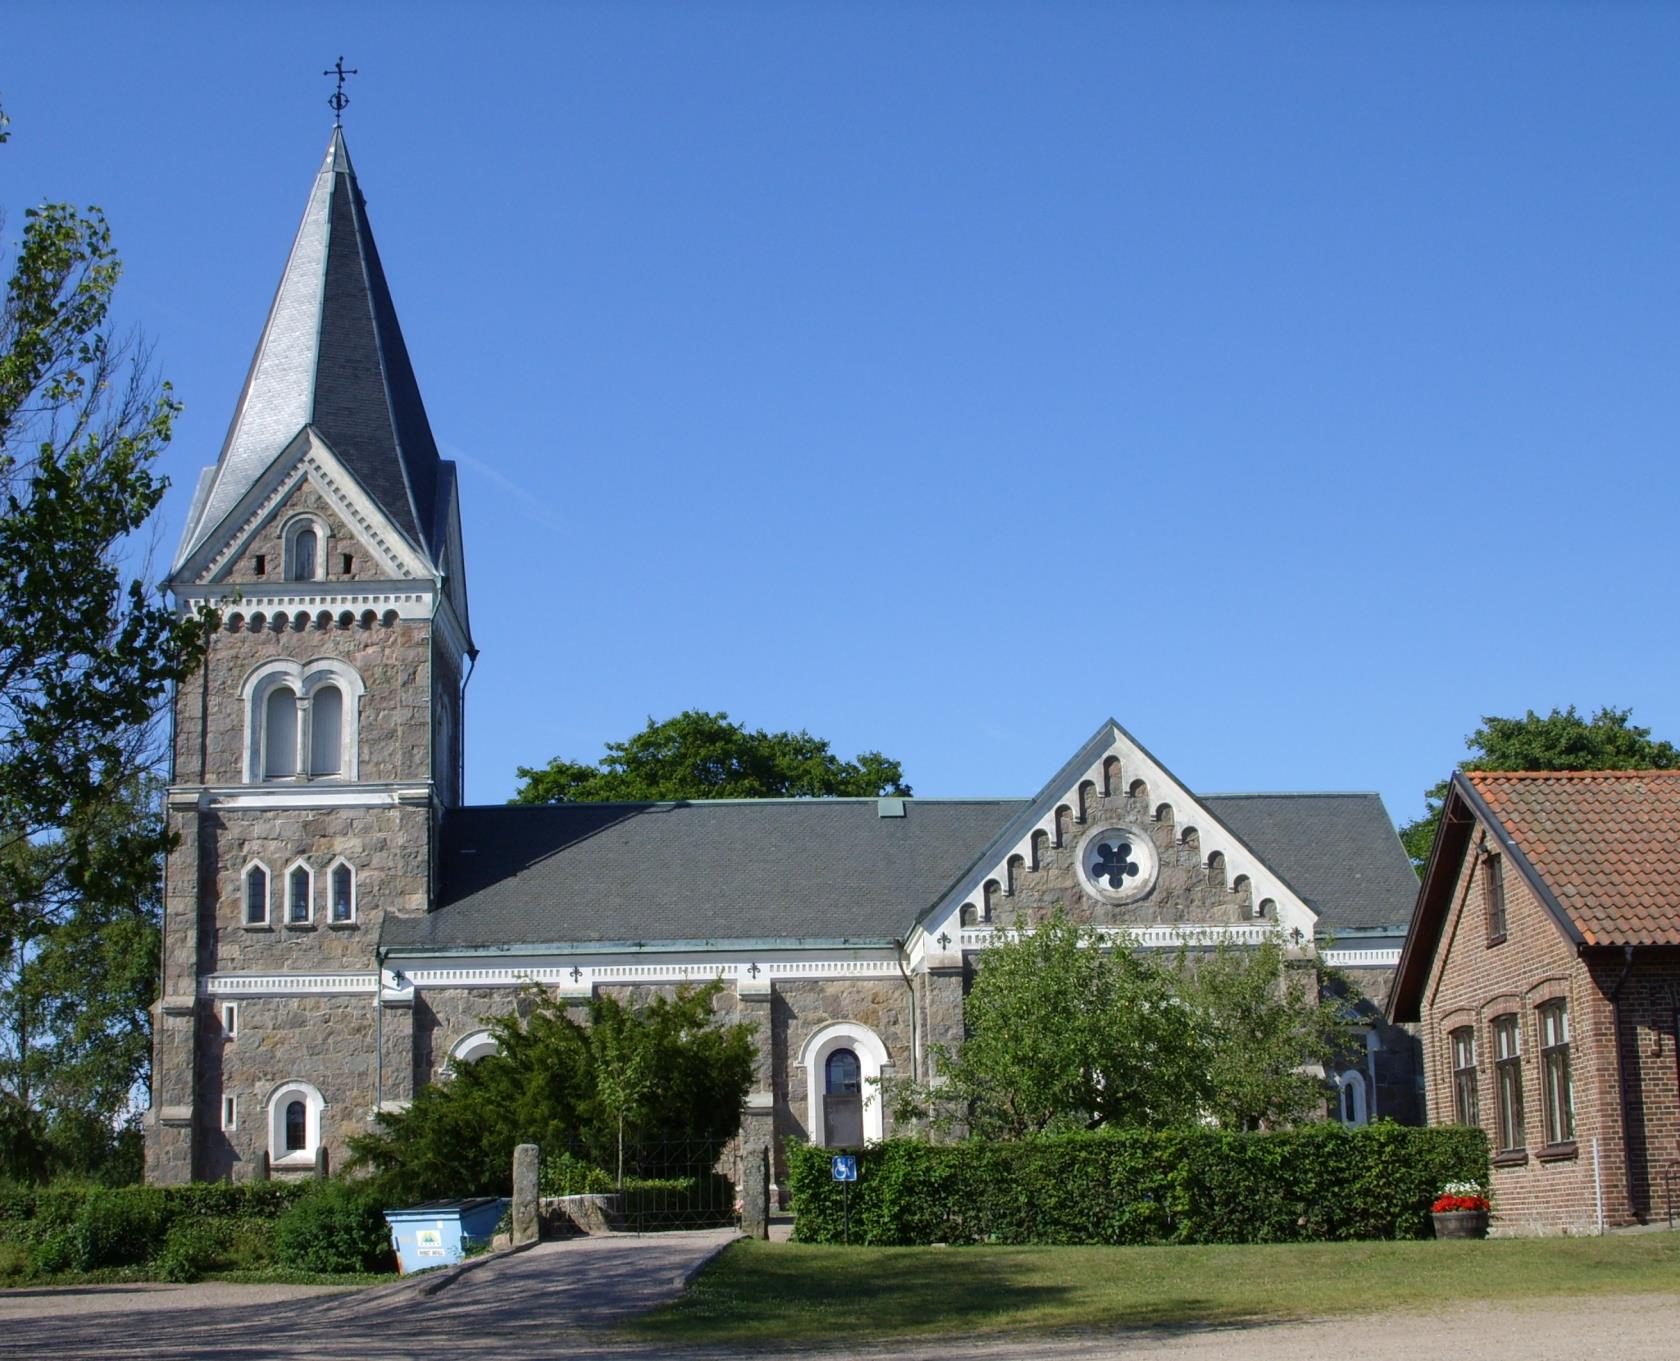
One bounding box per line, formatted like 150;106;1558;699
146;130;1421;1188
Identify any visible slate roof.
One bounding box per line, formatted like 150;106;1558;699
381;799;1023;950
175;128;446;570
381;789;1414;953
1465;769;1680;947
1203;793;1418;932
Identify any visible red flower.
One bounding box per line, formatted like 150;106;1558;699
1432;1194;1490;1213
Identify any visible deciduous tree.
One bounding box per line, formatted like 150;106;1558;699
1399;706;1679;873
513;709;910;803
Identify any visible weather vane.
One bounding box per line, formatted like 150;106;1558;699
324;56;358;125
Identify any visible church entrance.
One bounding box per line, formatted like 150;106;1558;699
823;1047;864;1147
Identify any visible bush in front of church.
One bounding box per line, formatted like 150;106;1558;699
787;1122;1490;1246
272;1179;395;1275
350;981;756;1204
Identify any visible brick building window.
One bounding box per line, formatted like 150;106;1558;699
1450;1027;1478;1126
1493;1014;1524;1153
1482;852;1507;944
1539;1001;1574;1146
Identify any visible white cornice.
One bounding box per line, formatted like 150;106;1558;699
176;782;433;812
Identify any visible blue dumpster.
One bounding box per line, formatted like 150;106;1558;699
384;1197;507;1274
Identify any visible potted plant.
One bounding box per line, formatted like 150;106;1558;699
1431;1182;1491;1239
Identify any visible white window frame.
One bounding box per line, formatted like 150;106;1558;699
222;1001;239;1037
798;1021;890;1147
222;1094;238;1131
266;1080;325;1168
282;514;328;582
242;860;271;927
241;658;365;784
1336;1069;1368;1127
327;858;357;926
442;1029;500;1077
285;859;314;927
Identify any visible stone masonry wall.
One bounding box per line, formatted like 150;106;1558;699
999;784;1253;929
1423;822;1626;1233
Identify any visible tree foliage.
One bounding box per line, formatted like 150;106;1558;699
0;114;213;1178
892;912;1353;1137
349;982;755;1202
513;709;910;803
1399;706;1679;873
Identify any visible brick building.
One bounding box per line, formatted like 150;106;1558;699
146;129;1422;1188
1389;770;1680;1234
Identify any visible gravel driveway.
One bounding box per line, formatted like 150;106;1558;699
0;1231;1672;1360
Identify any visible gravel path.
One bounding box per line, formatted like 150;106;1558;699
0;1232;1671;1360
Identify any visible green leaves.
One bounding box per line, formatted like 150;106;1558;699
348;982;756;1203
905;912;1352;1139
512;709;911;803
1400;705;1678;872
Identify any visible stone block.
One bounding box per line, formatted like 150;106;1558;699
512;1143;540;1245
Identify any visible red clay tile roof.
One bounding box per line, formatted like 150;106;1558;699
1467;769;1680;947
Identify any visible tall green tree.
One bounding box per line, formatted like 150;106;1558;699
513;709;910;803
1399;706;1679;873
1;107;212;1176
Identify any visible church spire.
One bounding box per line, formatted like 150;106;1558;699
175;127;445;572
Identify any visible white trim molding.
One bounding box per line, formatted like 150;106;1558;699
797;1021;891;1147
266;1079;325;1169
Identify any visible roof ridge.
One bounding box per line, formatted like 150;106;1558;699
1466;768;1680;782
1204;790;1383;800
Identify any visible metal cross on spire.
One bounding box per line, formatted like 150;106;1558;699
324;56;359;124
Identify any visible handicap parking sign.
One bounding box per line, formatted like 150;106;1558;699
831;1154;858;1182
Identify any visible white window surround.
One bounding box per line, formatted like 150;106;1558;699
223;1095;237;1131
242;860;271;926
285;859;314;926
1336;1070;1368;1127
222;1002;239;1037
327;858;357;925
266;1080;325;1167
798;1022;889;1146
443;1029;500;1076
282;514;328;582
242;658;364;783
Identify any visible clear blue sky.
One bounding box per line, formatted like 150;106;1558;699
6;2;1678;822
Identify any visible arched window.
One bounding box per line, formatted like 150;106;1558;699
243;660;364;783
291;528;317;581
1337;1071;1368;1127
263;688;298;778
329;861;355;924
444;1030;500;1077
283;516;326;582
266;1081;325;1168
824;1048;863;1147
309;684;343;776
244;862;270;926
800;1023;890;1148
287;862;312;925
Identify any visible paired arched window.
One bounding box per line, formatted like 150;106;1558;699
243;660;364;783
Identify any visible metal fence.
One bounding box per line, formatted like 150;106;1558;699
539;1137;739;1234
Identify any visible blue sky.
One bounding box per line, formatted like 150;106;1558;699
6;2;1678;822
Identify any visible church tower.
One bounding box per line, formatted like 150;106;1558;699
147;128;473;1182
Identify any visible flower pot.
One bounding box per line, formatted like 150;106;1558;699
1432;1209;1489;1240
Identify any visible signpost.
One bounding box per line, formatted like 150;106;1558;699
831;1154;858;1244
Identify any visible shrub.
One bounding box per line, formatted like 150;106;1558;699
154;1220;226;1283
273;1180;395;1274
71;1186;170;1269
788;1123;1489;1246
539;1152;614;1197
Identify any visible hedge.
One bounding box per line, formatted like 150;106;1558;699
788;1123;1489;1246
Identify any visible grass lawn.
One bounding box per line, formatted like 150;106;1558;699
634;1233;1680;1345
